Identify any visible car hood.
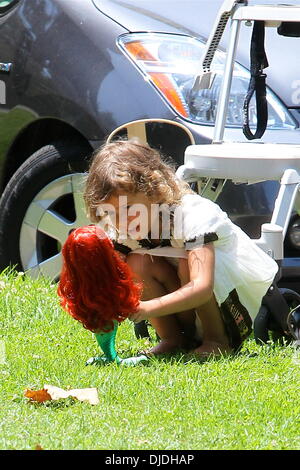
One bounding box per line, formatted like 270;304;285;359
93;0;300;108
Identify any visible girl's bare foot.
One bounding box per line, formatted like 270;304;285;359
142;339;185;356
192;341;232;358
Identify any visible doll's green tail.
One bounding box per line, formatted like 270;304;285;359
91;321;122;364
85;321;148;366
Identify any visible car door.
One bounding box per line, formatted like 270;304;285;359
0;1;17;109
0;0;35;182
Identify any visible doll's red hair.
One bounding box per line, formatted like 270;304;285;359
57;225;142;333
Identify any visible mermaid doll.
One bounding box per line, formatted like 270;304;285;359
57;225;148;366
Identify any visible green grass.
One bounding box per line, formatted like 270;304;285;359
0;270;299;450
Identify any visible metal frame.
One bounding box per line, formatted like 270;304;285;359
178;1;300;262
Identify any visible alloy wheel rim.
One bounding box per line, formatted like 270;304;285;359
19;173;89;280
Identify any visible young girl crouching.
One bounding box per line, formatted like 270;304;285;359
84;139;278;356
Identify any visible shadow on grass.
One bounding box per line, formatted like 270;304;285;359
148;347;262;365
25;397;78;410
85;339;295;368
85;347;254;367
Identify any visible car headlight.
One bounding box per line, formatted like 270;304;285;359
118;32;296;130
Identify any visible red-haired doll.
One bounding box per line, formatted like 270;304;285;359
58;225;148;365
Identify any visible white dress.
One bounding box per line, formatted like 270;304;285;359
111;193;278;349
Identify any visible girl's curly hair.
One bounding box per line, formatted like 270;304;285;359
57;225;142;332
84;139;193;222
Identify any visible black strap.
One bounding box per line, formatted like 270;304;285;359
243;21;269;140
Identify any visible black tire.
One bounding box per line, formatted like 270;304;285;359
254;305;270;344
0;141;91;277
279;288;300;311
254;288;300;345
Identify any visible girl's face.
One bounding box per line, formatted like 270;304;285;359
100;192;155;240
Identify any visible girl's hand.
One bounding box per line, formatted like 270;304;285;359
129;301;150;323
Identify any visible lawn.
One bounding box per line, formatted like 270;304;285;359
0;270;299;450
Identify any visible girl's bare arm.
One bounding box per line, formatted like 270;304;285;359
129;243;215;322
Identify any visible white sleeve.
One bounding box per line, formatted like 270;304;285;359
175;194;232;250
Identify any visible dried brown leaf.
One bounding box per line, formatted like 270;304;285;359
24;388;52;403
24;385;99;405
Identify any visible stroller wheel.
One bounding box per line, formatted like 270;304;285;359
280;288;300;342
279;287;300;311
254;288;300;345
254;305;270;344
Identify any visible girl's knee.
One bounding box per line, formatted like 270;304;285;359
127;254;178;287
126;253;153;277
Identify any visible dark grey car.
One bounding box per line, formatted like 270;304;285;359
0;0;300;285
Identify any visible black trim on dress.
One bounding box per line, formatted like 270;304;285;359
220;289;253;351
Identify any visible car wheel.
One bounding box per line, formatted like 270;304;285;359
0;141;91;279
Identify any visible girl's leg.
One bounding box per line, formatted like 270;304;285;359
176;259;199;345
177;258;231;356
193;297;232;356
127;253;185;354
